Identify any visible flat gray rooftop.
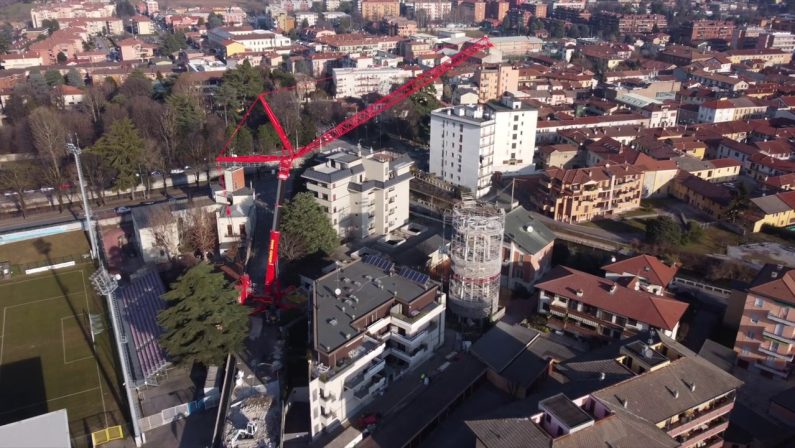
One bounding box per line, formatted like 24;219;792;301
314;256;437;353
539;394;593;429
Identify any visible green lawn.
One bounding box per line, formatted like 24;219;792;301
0;231;91;268
0;266;125;447
585;218;647;235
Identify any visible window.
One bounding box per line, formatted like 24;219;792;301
227;224;233;237
747;331;755;339
754;298;764;307
513;125;518;131
751;316;759;324
514;115;519;121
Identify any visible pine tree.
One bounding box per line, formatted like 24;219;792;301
158;263;250;366
66;68;85;87
280;192;338;257
89;118;145;198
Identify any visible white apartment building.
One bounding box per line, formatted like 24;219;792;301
697;97;767;123
332;66;412;99
405;0;453;21
31;2;116;29
208;26;291;52
295;11;319;26
212;167;257;255
429;95;538;198
308;256;446;438
757;31;795;53
302;150;413;240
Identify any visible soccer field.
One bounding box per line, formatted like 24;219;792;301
0;265;126;446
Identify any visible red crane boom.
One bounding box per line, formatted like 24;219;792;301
217;37;492;311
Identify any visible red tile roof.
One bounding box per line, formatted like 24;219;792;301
536;266;688;330
749;267;795;305
602;254;679;288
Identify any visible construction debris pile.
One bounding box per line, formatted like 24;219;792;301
222;369;280;448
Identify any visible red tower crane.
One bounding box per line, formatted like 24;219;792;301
216;37;492;312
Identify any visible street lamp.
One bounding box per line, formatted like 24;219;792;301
66;142;99;260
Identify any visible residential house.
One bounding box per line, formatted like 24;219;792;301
502;207;555;292
212;168;256;255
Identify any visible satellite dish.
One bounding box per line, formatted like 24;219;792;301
334;288;342;296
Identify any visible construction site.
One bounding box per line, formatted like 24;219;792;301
447;201;506;321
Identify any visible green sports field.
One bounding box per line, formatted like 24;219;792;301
0;265;126;446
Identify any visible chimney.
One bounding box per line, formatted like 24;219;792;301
576;289;584;297
609;284;618;294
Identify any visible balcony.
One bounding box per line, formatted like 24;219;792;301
345;357;386;390
390;328;428;349
354;373;386;400
675;416;729;448
768;311;795;327
758;346;795;362
763;330;795;345
665;395;734;437
313;336;384;382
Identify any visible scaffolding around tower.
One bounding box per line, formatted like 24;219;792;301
448;202;505;320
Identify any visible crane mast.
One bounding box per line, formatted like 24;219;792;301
217;37;493;311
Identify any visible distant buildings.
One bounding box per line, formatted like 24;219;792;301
730;263;795;378
30;1;116;29
533;164;645;223
360;0;400;21
207;26;291;57
308;256;446;438
117;38;156;62
302;150;413;240
681;19;735;44
332;66;412;98
429;95;538;198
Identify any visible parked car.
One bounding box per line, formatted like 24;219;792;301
115;206;131;214
40;186;55;193
3;191;18;197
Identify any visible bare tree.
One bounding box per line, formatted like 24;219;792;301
268;91;301;147
148;205;179;261
184;209;217;258
280;231;307;262
0;162;38;217
81;84;107;124
29;107;68;211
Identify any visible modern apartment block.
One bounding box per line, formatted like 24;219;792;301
682;19;735;44
595;12;668;34
308;255;446;437
429;95;538;197
469;332;742;448
536;265;688;340
731;263;795;378
533;164;645;223
302;150;413;240
332;66;412;99
474;64;518;102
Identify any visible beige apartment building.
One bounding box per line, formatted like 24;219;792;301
302;150;413;240
474;64;518;103
731;264;795;378
360;0;400;21
534;164;644;223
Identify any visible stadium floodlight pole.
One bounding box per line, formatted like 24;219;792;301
89;268;144;447
66;141;99;260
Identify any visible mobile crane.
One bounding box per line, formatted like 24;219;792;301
216;37;493;313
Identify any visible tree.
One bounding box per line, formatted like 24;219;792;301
645;216;683;246
221;60;264;106
0;23;13;53
0;162;38;217
56;51;68;64
233;126;254;155
119;69;152;98
90;118;145;198
257;124;283;153
160;31;188;56
206;12;224;29
214;82;239;127
158;262;250;366
66;68;85;87
116;0;136;17
45;69;64;86
29;107;68;211
184;209;217;257
42;19;59;34
280;192;338;257
147;204;180;259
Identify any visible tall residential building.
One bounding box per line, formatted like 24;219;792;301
533;164;645;222
308;256;446;438
429;95;538;197
681;19;735;44
458;0;487;24
731;263;795;378
360;0;400;20
332;66;412;98
405;0;453;21
302;150;413;240
474;64;518;102
757;31;795;53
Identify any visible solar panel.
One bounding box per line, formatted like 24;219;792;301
398;266;430;285
363;254;394;271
